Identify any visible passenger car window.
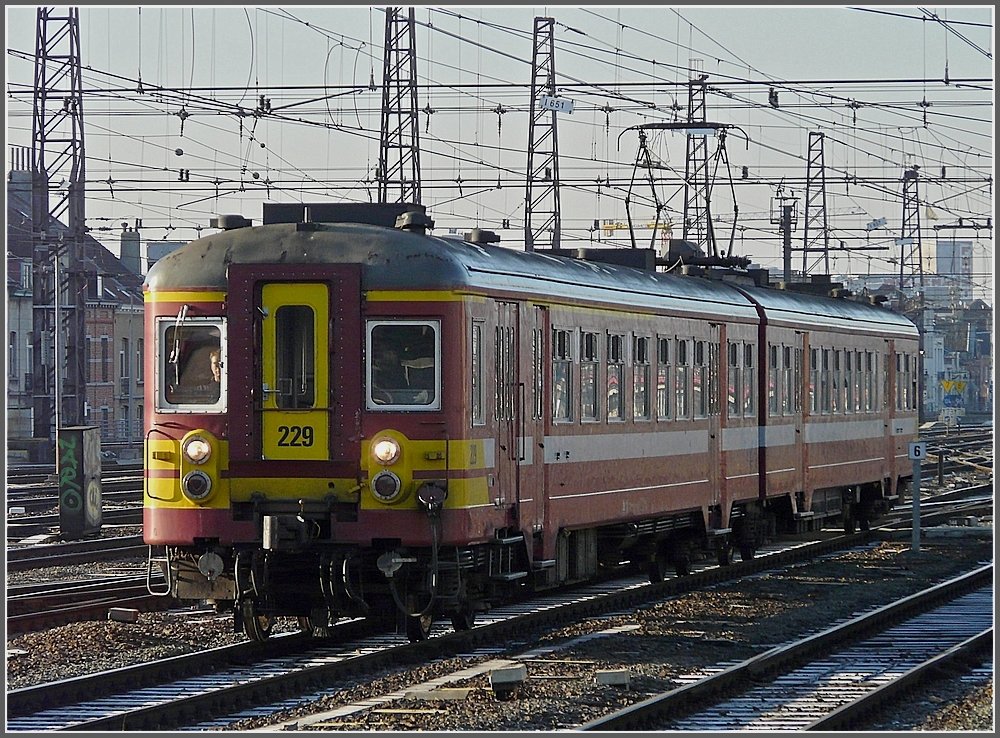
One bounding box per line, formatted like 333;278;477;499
368;321;440;410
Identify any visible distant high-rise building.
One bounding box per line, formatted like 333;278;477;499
922;238;974;306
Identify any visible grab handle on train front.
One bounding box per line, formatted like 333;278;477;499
146;545;173;596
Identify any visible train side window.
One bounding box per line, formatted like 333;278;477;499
656;336;671;420
471;321;484;426
606;334;624;421
743;343;756;417
794;347;802;412
821;348;832;413
552;328;573;422
707;341;720;416
865;351;875;413
675;338;689;419
533;327;544;420
633;335;650;421
728;342;741;418
856;352;864;412
769;344;780;416
844;351;854;414
782;345;793;415
831;349;842;413
898;352;907;410
493;322;516;421
809;347;819;414
581;331;599;421
368;321;440;410
692;340;707;418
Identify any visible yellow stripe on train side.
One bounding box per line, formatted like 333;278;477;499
144;291;227;303
365;290;486;303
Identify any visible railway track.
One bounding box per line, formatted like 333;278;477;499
7;574;172;634
7;533;878;731
6;534;146;571
579;565;993;731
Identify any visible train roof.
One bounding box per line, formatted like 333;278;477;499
738;283;918;338
145;221;916;336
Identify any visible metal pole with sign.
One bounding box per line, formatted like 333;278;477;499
908;441;926;552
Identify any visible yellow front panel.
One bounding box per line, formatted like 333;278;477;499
260;282;330;461
261;410;329;461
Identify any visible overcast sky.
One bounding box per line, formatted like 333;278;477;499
5;5;994;298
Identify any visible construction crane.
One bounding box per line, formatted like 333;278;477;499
600;218;674;243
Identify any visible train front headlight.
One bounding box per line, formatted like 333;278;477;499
183;436;212;464
182;470;213;501
371;471;403;502
372;437;401;465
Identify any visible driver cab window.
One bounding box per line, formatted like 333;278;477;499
160;320;225;410
367;320;440;410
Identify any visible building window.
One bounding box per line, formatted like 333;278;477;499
120;338;130;389
656;337;671;420
633;335;650;420
9;331;17;378
100;337;110;382
136;338;145;384
581;331;599;421
606;333;624;421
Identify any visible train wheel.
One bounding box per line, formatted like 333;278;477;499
673;554;692;577
647;554;669;583
716;539;735;567
405;612;433;642
241;600;273;641
450;608;476;632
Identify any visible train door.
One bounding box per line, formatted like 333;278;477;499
518;305;546;537
258;283;330;461
494;302;519;527
707;324;722;511
226;264;362;470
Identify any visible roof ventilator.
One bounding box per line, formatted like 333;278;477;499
395;210;435;235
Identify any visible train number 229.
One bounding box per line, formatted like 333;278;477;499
277;425;314;447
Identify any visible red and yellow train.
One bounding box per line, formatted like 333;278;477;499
143;204;919;640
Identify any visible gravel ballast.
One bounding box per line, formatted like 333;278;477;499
7;536;992;731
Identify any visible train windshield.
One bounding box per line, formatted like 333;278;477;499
367;320;440;410
158;315;227;411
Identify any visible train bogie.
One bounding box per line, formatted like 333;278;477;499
143;204;918;641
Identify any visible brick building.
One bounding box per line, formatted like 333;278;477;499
6;169;145;461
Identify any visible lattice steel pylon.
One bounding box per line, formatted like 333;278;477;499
682;74;717;257
898;166;924;291
31;6;89;449
377;6;421;205
524;16;560;252
801;131;830;274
